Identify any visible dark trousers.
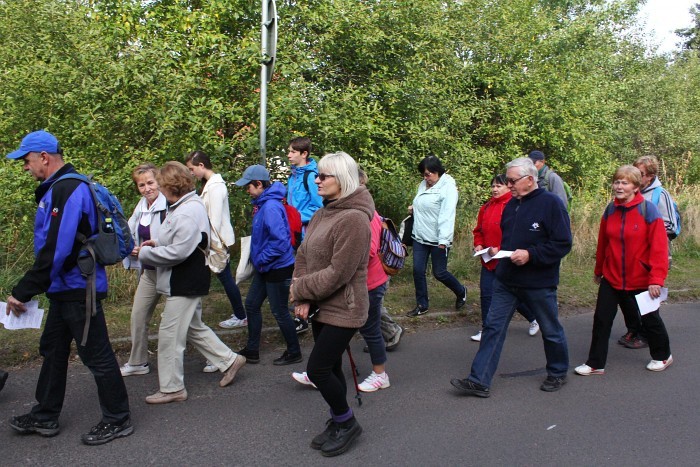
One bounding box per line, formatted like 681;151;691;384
31;300;130;424
586;279;671;369
307;321;357;417
216;260;246;320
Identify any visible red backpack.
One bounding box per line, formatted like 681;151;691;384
282;199;303;249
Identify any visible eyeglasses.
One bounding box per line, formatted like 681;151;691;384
317;173;336;182
505;175;529;185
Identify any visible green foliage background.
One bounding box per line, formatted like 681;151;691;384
1;0;699;254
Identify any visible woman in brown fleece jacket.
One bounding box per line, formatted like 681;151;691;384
290;151;374;457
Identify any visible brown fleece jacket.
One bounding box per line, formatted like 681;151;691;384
292;186;375;328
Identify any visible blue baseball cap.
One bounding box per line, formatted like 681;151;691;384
528;150;546;162
6;130;61;160
235;165;270;186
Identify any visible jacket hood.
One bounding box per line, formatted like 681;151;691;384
491;191;512;204
641;176;662;193
325;186;375;221
419;172;456;192
169;190;203;210
253;181;287;206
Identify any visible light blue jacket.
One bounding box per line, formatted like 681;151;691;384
287;159;323;225
411;173;458;247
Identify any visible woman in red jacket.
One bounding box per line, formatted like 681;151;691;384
471;175;539;342
575;165;671;375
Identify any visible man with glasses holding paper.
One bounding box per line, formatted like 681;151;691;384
451;156;572;396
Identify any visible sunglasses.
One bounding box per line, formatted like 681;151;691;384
317;173;336;182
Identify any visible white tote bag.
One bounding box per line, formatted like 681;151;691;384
235;236;254;284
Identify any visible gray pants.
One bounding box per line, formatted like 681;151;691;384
380;307;402;343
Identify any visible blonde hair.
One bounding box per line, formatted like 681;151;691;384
318;151;360;198
634;155;659;176
613;165;642;188
158;161;195;197
131;163;159;185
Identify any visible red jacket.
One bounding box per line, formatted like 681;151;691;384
595;192;668;290
367;211;389;291
473;191;512;271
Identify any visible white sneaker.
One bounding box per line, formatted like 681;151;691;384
219;316;248;329
646;355;673;372
471;331;482;342
358;371;390;393
291;371;316;388
574;364;605;376
120;362;150;377
203;361;218;373
528;320;540;336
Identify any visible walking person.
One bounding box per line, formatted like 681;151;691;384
5;130;132;445
574;165;672;376
234;165;302;365
451;157;572;397
290;151;374;457
407;155;467;317
471;174;539;342
119;163;168;377
138;162;245;404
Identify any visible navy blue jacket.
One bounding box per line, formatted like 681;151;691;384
12;164;107;302
496;188;572;288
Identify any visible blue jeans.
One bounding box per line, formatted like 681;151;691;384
412;241;464;309
479;266;535;324
469;279;569;388
359;282;388;366
216;260;246;320
244;272;300;354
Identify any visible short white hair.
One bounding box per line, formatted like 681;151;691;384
317;151;360;198
506;157;537;179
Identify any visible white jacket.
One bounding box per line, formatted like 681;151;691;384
200;173;236;249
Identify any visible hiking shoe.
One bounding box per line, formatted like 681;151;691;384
120;362;150;377
294;317;309;334
624;336;649;349
540;375;567;392
618;332;635;346
321;417;363;457
220;354;246;387
203;361;218;373
574;364;605;376
455;285;467;310
81;418;134;446
311;419;337;450
450;378;490;397
358;371;390;393
145;389;188;404
471;331;482;342
219;316;248;329
10;413;60;437
273;351;303;366
406;305;429;317
528;320;540;336
292;371;317;388
385;325;404;352
646;355;673;372
237;347;260;364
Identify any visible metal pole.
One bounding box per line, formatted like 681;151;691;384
259;0;269;165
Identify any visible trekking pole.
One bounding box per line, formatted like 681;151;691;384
346;346;362;406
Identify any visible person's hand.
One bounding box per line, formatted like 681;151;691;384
648;284;662;299
438;244;446;250
130;246;140;257
474;245;483;253
487;246;500;256
288;281;296;302
510;249;530;266
6;296;27;317
593;275;602;285
140;240;156;248
295;302;310;320
407;205;413;215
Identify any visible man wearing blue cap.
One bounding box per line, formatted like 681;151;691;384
4;131;132;445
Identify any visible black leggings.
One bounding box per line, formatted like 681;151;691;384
306;321;357;416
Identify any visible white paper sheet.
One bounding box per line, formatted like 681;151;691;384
635;288;669;315
0;300;45;330
473;249;513;263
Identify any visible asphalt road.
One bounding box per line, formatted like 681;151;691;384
1;302;698;466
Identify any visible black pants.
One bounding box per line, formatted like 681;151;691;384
586;279;671;369
307;321;357;417
31;300;130;424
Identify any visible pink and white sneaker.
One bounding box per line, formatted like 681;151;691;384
291;371;317;388
358;371;390;393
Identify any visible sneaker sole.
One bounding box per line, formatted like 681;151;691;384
291;374;317;388
540;380;568;392
273;356;303;366
358;382;390;393
450;379;490;398
121;368;150;377
574;369;604;376
10;424;60;437
202;366;218;373
320;425;363;457
81;425;134;446
647;357;673;372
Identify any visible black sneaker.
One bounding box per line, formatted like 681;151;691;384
81;418;134;446
295;318;309;334
273;351;303;366
455;285;467;310
406;305;428;317
320;416;363;457
10;413;60;437
540;375;567;392
450;378;490;398
623;336;649;349
310;419;337;450
237;347;260;364
618;331;635;346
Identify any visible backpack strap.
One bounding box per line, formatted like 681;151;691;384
302;170;315;193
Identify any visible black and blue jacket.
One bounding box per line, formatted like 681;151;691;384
496;188;572;289
12;164;107;303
